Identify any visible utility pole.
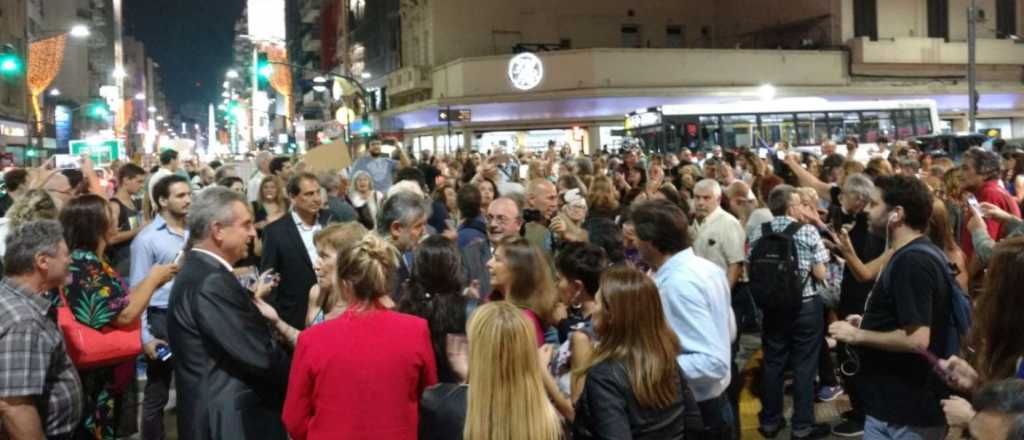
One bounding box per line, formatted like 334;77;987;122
251;45;258;150
446;105;452;155
967;0;978;133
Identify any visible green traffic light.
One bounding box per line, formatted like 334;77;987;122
258;63;274;78
90;104;109;118
0;55;20;74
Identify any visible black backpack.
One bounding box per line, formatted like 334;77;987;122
749;222;808;311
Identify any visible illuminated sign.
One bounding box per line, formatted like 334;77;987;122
0;121;27;138
248;0;287;42
438;109;471;122
625;111;662;130
508;52;543;91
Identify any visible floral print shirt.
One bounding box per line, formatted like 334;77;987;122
55;249;130;330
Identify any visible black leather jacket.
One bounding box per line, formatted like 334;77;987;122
573;360;703;440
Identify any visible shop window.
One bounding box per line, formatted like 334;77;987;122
721;114;757;148
860;111;893;142
796;112;829;145
759;113;796;145
666;26;684;48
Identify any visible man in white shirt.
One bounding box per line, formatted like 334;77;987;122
690;179;746;288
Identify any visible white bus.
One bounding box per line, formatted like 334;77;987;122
622;98;940;155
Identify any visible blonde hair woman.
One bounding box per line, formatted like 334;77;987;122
464;302;561;440
253;175;288;230
282;234;436;440
348;170;385;230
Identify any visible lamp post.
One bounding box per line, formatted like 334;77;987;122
967;0;978;133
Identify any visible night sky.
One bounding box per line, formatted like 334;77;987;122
124;0;245;122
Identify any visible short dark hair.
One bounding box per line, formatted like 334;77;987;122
3;168;29;193
217;176;244;189
117;163;146;183
972;379;1024;440
287;172;320;197
208;160;223;170
152;174;190;212
269;156;290;176
457;184;482;220
555;241;607;296
395;167;426;190
584;217;625;265
60;194;111;252
874;175;933;232
159;148;178;165
630;199;690;255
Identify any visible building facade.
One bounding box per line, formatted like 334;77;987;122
0;0;30;156
338;0;1024;154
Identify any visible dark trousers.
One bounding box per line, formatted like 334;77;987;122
142;308;174;440
698;393;736;440
836;309;866;422
818;308;839;388
760;296;823;433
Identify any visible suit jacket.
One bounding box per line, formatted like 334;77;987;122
167;251;291;440
460;240;492;300
261;210;334;330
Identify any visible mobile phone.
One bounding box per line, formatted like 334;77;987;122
758;148;768;159
174;250;185;265
155;344;173;362
776;151;786;161
967;196;983;218
54;154;80;170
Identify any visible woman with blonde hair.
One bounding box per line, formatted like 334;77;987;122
573;266;702;439
253;222;370;344
253;175;288;231
463;302;561;440
586;176;620;220
348;169;385;230
282;234;437;440
0;188;59;257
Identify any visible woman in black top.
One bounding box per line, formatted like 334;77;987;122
573;266;702;440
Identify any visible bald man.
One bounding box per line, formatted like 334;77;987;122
461;197;523;299
524;179;557;253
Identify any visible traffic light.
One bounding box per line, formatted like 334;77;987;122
88;101;110;119
256;53;273;81
0;45;22;76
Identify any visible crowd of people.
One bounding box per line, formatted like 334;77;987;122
0;135;1023;440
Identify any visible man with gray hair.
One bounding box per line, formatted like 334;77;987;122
377;190;430;300
960;147;1021;261
691;178;746;288
318;170;357;223
168;187;290;440
0;220;82;439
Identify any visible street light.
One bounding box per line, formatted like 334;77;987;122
360;72;372;79
112;67;127;79
758;84;777;101
134;92;145;100
69;25;91;38
156;115;164;121
226;69;239;79
49;88;61;97
148;106;157;113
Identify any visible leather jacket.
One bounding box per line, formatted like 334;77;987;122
573;360;703;440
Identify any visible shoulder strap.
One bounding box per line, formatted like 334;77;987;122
761;222;772;237
782;222;803;237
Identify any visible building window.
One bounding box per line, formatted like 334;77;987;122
927;0;949;40
350;0;366;21
621;25;641;48
853;0;878;41
996;0;1018;39
666;25;684;48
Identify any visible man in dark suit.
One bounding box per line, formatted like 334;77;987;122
167;187;291;440
461;197;523;300
261;172;335;330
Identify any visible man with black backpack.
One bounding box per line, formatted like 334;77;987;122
829;175;955;440
747;184;830;440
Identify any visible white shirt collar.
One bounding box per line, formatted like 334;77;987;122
291;210;318;230
192;248;234;272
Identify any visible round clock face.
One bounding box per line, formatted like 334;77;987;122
508;52;544;91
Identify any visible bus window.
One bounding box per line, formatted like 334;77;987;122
860;111;894;142
914;109;933;135
699;115;722;149
893;110;914;139
829;112;861;142
722;114;757;148
759;113;796;145
796;112;829;146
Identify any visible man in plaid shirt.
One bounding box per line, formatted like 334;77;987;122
0;220;82;440
747;185;830;440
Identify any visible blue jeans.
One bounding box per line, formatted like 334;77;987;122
864;416;946;440
759;296;823;434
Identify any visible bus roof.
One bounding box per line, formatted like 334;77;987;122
648;98;938;117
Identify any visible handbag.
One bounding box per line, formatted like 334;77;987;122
56;287;142;369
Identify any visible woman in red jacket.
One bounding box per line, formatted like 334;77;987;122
282;234;438;440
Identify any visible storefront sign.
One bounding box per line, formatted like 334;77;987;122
0;120;27;138
625;111;662;130
55;105;72;153
508;52;543;91
438;109;471;122
69;139;123;164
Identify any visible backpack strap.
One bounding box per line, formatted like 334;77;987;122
782;221;804;237
761;222;772;237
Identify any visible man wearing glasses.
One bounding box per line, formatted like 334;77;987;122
461;197;522;301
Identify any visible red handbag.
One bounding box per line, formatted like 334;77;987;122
56;288;142;369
